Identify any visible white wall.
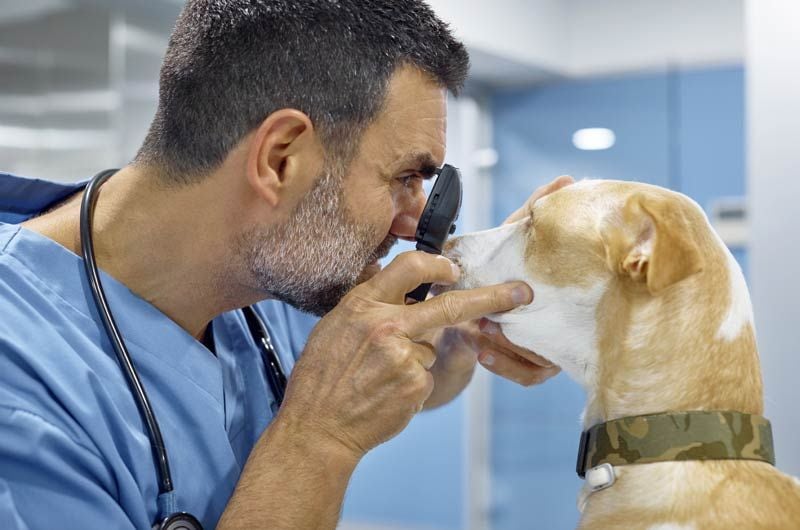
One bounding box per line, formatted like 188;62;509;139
428;0;743;84
746;0;800;477
567;0;744;76
427;0;568;73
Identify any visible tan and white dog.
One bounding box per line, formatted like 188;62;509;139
444;179;800;529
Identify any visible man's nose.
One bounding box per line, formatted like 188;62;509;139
390;189;427;242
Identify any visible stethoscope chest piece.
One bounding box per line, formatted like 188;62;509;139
156;512;203;530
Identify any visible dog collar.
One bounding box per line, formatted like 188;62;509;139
576;410;775;480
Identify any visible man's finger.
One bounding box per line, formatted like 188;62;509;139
402;282;532;337
477;347;561;387
504;175;575;225
411;341;437;370
360;251;460;303
478;318;555;368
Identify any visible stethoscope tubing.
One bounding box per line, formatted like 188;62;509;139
242;306;287;406
80;170;287;528
80;169;176;495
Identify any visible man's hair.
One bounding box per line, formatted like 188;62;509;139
135;0;469;184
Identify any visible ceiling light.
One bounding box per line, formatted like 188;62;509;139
572;128;616;151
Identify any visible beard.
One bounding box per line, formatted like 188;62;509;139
236;164;397;316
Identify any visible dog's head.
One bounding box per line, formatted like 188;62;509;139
444;179;750;394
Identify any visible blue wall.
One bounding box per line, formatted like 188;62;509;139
678;68;747;275
489;66;745;530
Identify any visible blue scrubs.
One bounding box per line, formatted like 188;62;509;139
0;172;319;529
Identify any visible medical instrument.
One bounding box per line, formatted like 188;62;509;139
406;164;463;302
80;169;287;530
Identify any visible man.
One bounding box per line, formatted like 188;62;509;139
0;1;565;528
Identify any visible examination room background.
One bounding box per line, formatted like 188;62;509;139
1;1;797;530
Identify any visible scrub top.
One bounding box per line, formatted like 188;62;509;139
0;172;320;529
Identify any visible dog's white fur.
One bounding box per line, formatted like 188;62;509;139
447;218;606;388
713;232;754;342
444;179;800;529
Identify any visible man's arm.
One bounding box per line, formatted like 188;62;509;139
218;412;358;529
217;252;531;528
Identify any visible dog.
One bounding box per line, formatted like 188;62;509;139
442;179;800;529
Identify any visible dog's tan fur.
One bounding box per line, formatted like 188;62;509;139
446;180;800;529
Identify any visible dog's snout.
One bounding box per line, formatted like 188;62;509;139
429;237;465;295
442;237;463;265
443;236;461;256
444;249;462;265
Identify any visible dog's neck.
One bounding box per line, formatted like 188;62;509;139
582;245;763;430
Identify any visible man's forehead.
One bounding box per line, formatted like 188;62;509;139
380;66;448;124
358;66;448;173
377;113;447;175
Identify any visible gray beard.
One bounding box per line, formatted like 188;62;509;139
237;166;395;316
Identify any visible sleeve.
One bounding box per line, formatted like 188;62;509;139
0;405;137;530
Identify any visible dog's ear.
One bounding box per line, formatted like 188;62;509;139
603;192;704;295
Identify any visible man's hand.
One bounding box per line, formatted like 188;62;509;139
277;251;533;458
427;175;574;400
475;318;560;386
220;177;570;530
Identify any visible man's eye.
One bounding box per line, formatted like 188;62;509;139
400;174;422;187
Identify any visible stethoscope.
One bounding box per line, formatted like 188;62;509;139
80;169;287;530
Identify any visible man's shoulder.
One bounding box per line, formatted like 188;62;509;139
0;225;92;340
0;230;118;441
0;171;84;224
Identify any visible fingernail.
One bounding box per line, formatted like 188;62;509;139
511;285;532;305
480;352;495;366
436;255;461;280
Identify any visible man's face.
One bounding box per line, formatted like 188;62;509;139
239;66;447;316
341;66;448;276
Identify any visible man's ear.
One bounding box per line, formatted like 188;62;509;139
603;192;704;295
246;109;323;207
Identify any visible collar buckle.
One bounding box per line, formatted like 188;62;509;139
585;462;616;492
577;463;617;513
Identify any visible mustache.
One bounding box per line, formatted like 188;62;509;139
368;235;399;263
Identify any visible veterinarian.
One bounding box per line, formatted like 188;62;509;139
0;1;563;529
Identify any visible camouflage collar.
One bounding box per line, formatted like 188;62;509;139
576;411;775;478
